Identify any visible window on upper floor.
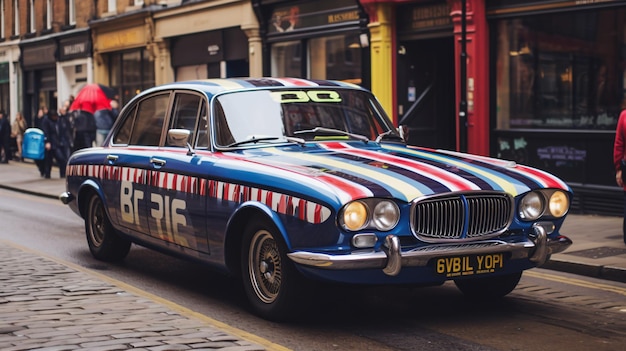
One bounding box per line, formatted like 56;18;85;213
134;0;144;6
46;0;52;30
68;0;75;25
28;0;35;33
0;0;5;39
108;0;116;13
12;0;18;36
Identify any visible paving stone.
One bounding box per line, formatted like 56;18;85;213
0;243;267;351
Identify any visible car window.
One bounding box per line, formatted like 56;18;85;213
196;100;209;148
129;93;171;146
167;93;202;148
113;104;138;145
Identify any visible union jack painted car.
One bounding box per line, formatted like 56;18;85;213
60;78;572;320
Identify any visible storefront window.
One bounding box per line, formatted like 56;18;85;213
271;40;301;77
270;32;363;84
109;48;155;105
494;8;626;130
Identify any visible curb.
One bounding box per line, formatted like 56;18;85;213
543;259;626;283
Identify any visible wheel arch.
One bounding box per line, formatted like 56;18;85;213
76;179;106;219
223;202;290;276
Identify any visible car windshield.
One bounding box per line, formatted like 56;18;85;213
213;88;399;147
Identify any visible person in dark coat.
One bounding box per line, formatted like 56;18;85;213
94;108;115;146
0;111;11;163
41;110;71;178
72;109;96;151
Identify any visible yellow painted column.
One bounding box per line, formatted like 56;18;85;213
368;3;394;123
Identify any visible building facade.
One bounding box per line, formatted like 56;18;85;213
3;0;625;215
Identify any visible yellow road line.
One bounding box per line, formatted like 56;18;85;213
526;270;626;297
1;239;291;351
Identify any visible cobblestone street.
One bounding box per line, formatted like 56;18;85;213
0;243;265;351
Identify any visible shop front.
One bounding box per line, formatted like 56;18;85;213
56;29;93;108
0;42;20;120
253;0;370;86
488;0;626;214
154;0;258;81
395;1;456;150
20;39;58;127
91;11;154;105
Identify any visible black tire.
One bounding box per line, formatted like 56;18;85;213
85;194;131;262
454;272;522;300
241;218;304;321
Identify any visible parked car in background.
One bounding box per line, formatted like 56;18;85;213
60;78;573;321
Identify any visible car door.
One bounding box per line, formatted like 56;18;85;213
106;92;171;239
145;91;208;253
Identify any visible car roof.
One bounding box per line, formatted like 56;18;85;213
139;77;367;98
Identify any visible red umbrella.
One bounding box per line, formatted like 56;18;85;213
69;83;114;114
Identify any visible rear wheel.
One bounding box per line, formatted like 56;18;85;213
241;219;304;321
85;194;131;262
454;272;522;300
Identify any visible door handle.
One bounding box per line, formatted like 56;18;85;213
106;155;118;164
150;157;166;167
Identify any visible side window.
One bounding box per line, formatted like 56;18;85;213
129;93;170;146
167;93;201;147
113;104;137;145
196;100;209;148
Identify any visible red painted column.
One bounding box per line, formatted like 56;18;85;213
450;0;489;156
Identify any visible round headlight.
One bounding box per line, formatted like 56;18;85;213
342;201;368;231
372;201;400;231
549;191;569;218
519;192;544;220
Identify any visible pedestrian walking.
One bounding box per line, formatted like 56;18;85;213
94;107;115;146
613;98;626;245
34;107;48;176
41;110;71;178
72;109;96;151
11;112;27;161
0;111;11;163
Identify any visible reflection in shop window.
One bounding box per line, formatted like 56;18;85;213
495;8;626;131
271;33;363;85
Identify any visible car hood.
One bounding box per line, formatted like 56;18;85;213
214;141;570;205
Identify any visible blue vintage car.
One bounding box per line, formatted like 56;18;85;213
60;78;572;320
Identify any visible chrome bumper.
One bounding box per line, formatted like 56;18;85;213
287;224;572;276
59;191;74;205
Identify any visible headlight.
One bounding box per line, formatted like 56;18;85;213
372;201;400;231
340;199;401;231
548;190;569;218
519;192;544;220
342;201;368;231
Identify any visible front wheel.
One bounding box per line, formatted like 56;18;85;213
454;272;522;300
85;194;131;262
241;219;304;321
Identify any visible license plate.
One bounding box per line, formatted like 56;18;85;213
434;253;505;278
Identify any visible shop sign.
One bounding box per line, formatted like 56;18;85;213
268;0;361;34
22;43;56;68
99;30;145;51
59;36;91;61
397;3;452;33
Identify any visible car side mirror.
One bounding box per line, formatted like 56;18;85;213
167;129;195;155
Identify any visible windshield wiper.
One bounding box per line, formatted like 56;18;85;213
294;127;369;143
226;136;280;147
226;135;306;148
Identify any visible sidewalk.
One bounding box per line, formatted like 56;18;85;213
1;159;626;349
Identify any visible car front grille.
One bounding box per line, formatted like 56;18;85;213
411;192;513;242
